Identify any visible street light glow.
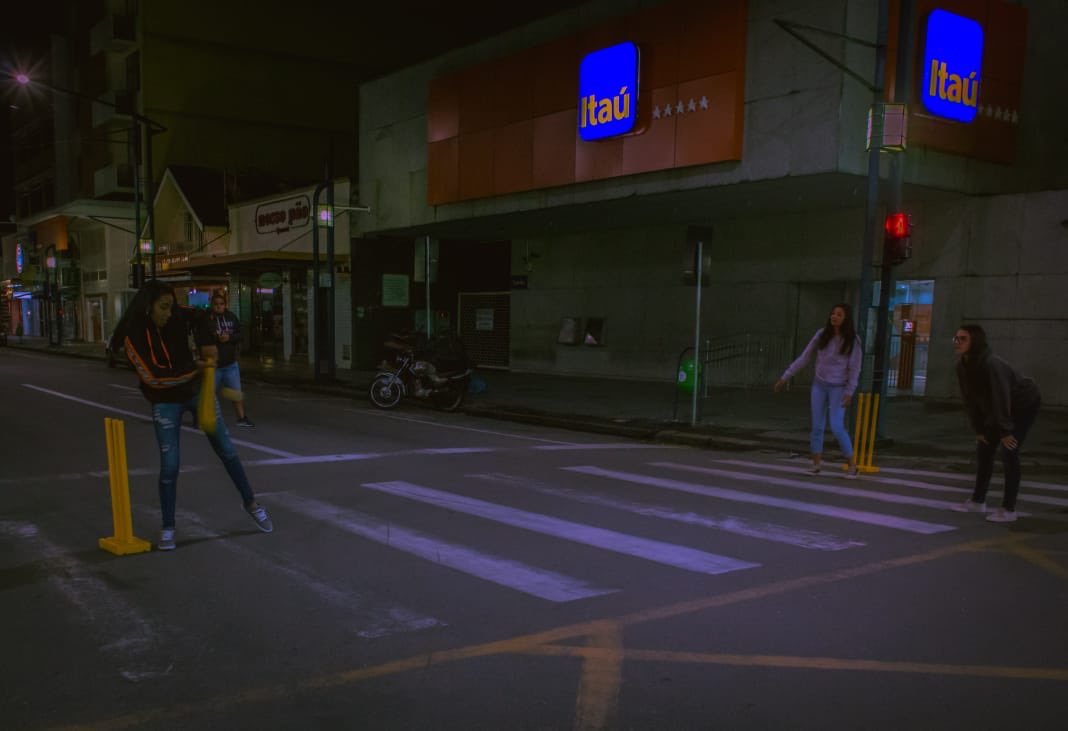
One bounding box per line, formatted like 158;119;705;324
15;73;30;85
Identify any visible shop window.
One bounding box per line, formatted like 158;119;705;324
583;318;606;346
557;317;582;345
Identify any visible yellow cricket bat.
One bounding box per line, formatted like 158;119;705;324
197;357;217;435
219;387;243;402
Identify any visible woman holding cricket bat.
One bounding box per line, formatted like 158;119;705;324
120;280;273;551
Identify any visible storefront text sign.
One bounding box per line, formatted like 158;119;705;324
921;9;983;123
255;195;311;235
15;243;24;274
578;41;639;141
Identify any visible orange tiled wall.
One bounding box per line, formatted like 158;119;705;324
427;0;748;205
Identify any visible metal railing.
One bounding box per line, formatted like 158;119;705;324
700;333;793;392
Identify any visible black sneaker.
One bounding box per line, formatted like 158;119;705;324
236;417;255;428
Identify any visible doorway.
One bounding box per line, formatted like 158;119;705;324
87;296;104;342
886;279;933;395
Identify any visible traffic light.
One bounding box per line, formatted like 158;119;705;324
129;262;146;289
884;212;913;265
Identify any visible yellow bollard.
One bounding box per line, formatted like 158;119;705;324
99;418;151;555
197;357;217;436
847;392;881;474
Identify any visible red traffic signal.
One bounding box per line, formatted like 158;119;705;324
884;212;912;238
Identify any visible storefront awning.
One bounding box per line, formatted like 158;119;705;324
163;251;350;277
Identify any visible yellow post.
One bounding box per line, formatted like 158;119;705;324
197;357;217;435
848;393;881;474
99;418;151;555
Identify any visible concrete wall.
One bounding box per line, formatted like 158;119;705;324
917;189;1068;405
508;208;865;381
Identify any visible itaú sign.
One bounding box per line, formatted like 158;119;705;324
921;9;983;123
578;41;639;141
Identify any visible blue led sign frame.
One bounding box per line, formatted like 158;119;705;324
578;41;639;141
921;9;983;123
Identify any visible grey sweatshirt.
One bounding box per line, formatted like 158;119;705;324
781;329;863;396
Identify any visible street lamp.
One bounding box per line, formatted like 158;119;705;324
12;71;168;281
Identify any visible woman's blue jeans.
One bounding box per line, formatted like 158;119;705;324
810;380;854;458
152;395;255;529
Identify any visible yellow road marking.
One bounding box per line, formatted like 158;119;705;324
1007;544;1068;580
524;645;1068;682
45;533;1033;731
573;621;623;731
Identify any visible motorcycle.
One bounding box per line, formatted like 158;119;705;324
368;347;472;412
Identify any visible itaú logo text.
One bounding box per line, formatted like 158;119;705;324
578;41;639;141
921;9;983;123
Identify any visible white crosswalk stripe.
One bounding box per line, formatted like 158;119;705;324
468;472;865;551
362;480;761;576
721;458;1067;510
563;465;956;534
653;461;963;510
271;492;616;602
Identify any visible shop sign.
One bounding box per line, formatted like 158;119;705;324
578;41;639;141
258;272;283;288
921;9;983;123
15;243;24;274
255;195;311;235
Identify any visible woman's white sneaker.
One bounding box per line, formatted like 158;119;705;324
951;499;987;514
986;508;1017;523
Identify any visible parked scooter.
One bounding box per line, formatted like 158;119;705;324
368;334;472;412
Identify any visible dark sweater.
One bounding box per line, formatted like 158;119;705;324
956;349;1041;437
210;309;241;366
124;307;213;404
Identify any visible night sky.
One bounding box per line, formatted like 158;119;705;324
0;0;588;222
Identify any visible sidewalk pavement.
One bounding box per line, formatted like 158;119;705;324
6;336;1068;476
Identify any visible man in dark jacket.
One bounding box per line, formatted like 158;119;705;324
951;324;1041;523
211;291;253;427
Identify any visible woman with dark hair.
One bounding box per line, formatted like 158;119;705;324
120;280;273;550
775;303;863;477
951;324;1041;523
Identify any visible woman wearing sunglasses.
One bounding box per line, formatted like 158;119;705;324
951;324;1041;523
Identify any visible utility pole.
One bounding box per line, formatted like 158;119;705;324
871;0;915;428
855;0;891;376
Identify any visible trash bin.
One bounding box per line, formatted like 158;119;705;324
677;357;699;393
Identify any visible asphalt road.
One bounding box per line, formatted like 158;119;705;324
2;347;1067;731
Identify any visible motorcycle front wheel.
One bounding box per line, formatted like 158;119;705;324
432;380;466;412
369;375;403;409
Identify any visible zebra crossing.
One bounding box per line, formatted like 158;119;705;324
11;453;1065;652
255;455;1066;622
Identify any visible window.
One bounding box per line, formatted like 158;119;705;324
184;213;196;243
557;317;582;345
126;51;141;93
583;318;606;346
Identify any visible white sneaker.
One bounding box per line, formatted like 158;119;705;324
951;499;987;514
986;508;1017;524
158;528;176;551
844;465;860;480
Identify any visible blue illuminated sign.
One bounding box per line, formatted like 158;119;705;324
15;243;24;274
578;41;639;141
921;9;983;123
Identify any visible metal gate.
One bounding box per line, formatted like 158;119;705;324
458;291;510;369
